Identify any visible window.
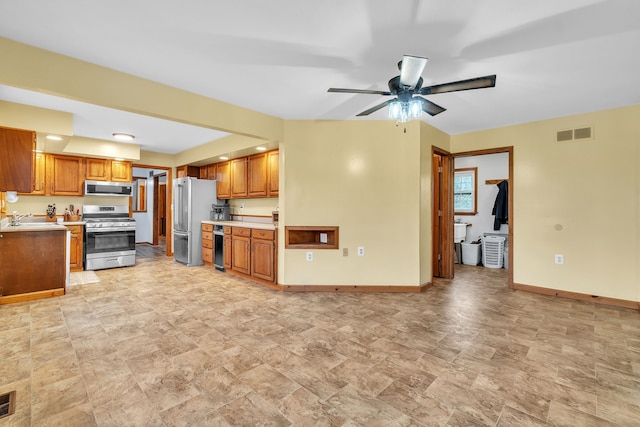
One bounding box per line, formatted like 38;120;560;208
454;167;477;215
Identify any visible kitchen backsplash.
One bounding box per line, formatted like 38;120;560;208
228;198;278;218
5;195;129;217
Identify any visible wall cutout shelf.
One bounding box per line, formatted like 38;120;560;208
285;226;339;249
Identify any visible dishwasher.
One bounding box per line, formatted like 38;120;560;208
213;225;225;271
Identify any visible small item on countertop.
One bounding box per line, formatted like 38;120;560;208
46;204;57;222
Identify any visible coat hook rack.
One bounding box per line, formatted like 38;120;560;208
485;179;508;185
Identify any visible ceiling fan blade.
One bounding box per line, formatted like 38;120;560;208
419;75;496;95
399;55;428;89
415;96;446;116
356;99;393;116
328;88;391;95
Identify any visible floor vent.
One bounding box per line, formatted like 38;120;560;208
556;126;593;142
0;391;16;420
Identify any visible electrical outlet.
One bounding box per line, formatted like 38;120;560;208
555;254;564;265
306;252;313;261
343;248;348;257
240;203;245;209
358;246;365;256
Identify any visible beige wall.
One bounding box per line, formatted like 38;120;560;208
451;105;640;302
281;120;423;286
419;122;451;285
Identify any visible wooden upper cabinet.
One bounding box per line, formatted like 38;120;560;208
176;165;199;178
248;153;268;198
111;160;132;182
207;164;217;180
47;154;84;196
85;158;109;181
230;158;248;198
18;151;45;195
0;126;35;193
216;161;231;199
86;158;132;182
267;150;279;197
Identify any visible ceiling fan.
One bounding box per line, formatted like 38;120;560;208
328;55;496;122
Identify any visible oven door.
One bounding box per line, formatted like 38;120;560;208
85;228;136;256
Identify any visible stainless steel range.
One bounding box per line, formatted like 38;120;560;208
83;205;136;270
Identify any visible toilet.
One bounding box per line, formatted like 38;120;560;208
454;223;467;243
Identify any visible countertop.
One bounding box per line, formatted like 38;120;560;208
0;220;86;233
202;220;276;231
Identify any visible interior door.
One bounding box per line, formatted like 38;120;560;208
432;150;454;279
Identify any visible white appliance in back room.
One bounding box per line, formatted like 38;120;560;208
173;177;220;266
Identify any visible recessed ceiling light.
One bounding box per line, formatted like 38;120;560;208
46;135;63;141
112;133;135;141
219;156;229;160
256;146;267;151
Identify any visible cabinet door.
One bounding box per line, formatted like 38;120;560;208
47;154;84;195
111;160;132;182
68;225;84;272
247;153;268;197
0;126;35;193
85;158;109;181
230;158;248;198
231;236;251;274
18;152;46;195
251;238;275;282
224;234;232;270
267;150;279;197
216;161;231;199
207;164;217;180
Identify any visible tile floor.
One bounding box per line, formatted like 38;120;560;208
1;248;639;426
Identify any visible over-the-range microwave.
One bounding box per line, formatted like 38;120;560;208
84;180;133;196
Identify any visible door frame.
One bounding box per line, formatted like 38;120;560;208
133;164;173;257
453;146;514;288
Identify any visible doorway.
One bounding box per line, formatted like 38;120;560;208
132;164;173;257
453;147;513;288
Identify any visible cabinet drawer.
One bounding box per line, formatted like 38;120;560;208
202;231;213;241
232;227;251;237
202;238;213;249
202;247;213;263
252;229;275;240
224;226;232;235
202;223;213;232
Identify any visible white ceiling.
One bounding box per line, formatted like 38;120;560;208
1;0;639;154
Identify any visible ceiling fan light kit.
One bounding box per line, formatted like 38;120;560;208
328;55;496;122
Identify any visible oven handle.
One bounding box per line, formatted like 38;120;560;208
86;227;136;233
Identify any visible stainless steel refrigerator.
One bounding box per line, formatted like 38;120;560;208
173;177;219;266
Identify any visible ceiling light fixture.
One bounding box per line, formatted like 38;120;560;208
219;156;229;160
112;133;135;141
388;98;423;123
46;135;63;141
256;146;267;151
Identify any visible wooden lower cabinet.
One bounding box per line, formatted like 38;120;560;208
251;229;275;282
231;227;251;275
67;225;84;272
202;224;213;265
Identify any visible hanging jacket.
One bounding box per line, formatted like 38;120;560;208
492;180;508;230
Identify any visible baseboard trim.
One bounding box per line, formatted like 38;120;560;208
282;282;431;293
514;283;639;310
0;288;65;305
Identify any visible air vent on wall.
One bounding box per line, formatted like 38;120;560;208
556;126;593;142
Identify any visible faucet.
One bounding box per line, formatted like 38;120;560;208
10;211;32;226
